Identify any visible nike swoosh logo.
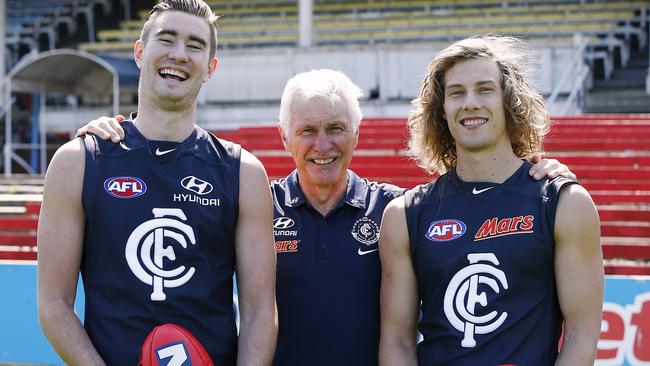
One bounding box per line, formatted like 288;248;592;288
155;148;176;156
358;248;379;256
472;186;495;194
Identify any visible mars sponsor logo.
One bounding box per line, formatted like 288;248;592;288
474;215;534;241
275;240;298;253
104;176;147;198
425;219;466;242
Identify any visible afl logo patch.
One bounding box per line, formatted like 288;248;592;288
425;219;466;242
351;216;379;246
104;176;147;199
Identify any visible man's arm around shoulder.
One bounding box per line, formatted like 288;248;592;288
554;184;604;366
379;197;418;366
37;138;106;365
235;149;278;365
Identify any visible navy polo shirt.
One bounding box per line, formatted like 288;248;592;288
270;169;405;366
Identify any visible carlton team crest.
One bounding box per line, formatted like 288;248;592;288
351;216;380;245
444;253;509;348
125;208;197;301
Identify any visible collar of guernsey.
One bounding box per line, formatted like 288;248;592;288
281;169;368;209
119;120;218;162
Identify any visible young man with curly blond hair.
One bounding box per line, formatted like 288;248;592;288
379;36;603;366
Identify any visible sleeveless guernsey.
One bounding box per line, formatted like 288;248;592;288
404;161;577;365
81;121;240;365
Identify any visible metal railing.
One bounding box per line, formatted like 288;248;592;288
546;35;590;116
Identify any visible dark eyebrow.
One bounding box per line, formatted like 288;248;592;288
155;29;208;48
155;29;177;38
476;80;498;86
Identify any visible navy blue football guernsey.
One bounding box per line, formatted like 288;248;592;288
404;161;577;366
270;170;405;366
81;121;240;365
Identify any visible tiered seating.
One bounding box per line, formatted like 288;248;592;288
6;0;113;67
217;114;650;276
78;0;646;54
80;3;301;53
544;116;650;275
313;0;644;45
0;177;43;262
1;115;648;275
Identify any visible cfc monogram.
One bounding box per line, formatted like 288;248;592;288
444;253;509;348
125;208;197;301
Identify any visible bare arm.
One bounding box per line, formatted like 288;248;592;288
379;197;419;366
235;149;278;366
554;184;604;366
37;139;106;365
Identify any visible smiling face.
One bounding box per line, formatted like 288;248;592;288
134;10;217;111
443;57;510;155
280;96;359;191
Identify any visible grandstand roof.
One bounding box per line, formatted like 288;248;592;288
3;49;125;175
6;48;123;96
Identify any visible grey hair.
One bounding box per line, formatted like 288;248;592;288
278;69;363;136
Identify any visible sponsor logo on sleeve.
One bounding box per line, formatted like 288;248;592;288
104;176;147;198
425;219;466;242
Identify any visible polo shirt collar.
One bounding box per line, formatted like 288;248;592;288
284;169;368;209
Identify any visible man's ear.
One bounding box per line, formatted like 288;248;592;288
134;39;143;69
352;124;360;149
204;57;218;82
278;124;290;152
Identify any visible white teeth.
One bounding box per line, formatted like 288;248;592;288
159;68;189;80
462;118;487;126
313;157;335;165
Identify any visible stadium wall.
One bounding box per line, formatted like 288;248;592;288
204;41;578;103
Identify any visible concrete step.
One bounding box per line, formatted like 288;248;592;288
593;78;645;89
584;91;650;113
604;259;650;276
602;242;650;261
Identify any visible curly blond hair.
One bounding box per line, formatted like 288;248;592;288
407;35;550;175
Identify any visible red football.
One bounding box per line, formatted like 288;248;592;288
139;323;215;366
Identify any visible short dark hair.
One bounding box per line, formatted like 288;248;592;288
140;0;219;61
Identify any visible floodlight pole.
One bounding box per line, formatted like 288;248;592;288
298;0;313;48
